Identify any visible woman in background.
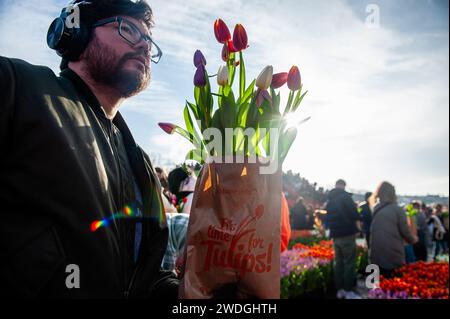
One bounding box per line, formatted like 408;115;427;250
369;181;418;277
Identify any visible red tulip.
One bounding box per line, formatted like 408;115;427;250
271;72;288;89
158;122;176;135
227;39;237;53
232;24;248;51
214;19;231;44
287;66;301;91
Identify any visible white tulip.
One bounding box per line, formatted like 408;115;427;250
217;65;229;86
255;65;273;91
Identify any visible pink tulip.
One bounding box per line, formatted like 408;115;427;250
256;89;272;108
287;66;301;91
214;19;231;44
271;72;288;89
221;44;229;62
158;122;176;135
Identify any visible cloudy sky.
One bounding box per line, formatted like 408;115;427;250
0;0;448;196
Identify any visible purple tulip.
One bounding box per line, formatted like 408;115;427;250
194;64;207;87
193;50;207;68
255;89;272;107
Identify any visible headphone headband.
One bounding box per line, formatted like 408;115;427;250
46;1;92;61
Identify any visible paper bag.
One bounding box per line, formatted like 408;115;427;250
179;158;282;299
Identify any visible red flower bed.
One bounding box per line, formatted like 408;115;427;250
292;240;334;261
378;261;449;299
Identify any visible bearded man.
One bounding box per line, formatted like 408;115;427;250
0;0;178;298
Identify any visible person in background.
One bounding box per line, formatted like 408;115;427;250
359;192;373;249
162;213;189;272
412;201;431;261
428;204;447;259
155;167;177;213
306;205;315;230
281;193;292;252
155;167;172;201
178;172;197;215
325;179;361;299
369;182;418;277
290;197;308;230
435;204;449;255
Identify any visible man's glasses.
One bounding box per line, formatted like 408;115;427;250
92;16;163;64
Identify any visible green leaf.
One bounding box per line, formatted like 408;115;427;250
228;53;236;87
279;127;298;164
221;88;237;131
240;80;255;106
283;91;294;116
174;126;195;146
187;101;199;120
239;51;246;101
184;104;204;149
236;102;250;127
292;90;308;112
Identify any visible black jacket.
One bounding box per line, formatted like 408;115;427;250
290;202;308;230
325;188;359;238
359;202;372;234
0;56;177;298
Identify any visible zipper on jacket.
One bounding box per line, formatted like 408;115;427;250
105;120;131;297
124;263;140;298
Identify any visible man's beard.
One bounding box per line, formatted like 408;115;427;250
83;35;151;98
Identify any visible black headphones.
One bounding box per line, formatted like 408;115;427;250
46;1;92;61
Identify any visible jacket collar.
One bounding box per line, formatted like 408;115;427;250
59;68;138;148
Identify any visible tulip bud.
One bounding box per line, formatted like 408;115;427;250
217;65;229;86
271;72;288;89
158;122;176;135
214;19;231;44
193;50;206;68
232;24;248;52
221;44;229;62
255;65;273;91
287;66;301;91
194;64;207;87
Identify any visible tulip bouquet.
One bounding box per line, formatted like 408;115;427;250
159;19;308;165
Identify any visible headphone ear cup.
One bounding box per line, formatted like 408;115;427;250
47;17;67;54
64;23;91;61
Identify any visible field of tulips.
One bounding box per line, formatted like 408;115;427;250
369;261;449;299
280;240;334;299
282;237;449;299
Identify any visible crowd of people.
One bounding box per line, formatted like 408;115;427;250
289;179;449;299
158;164;449;300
